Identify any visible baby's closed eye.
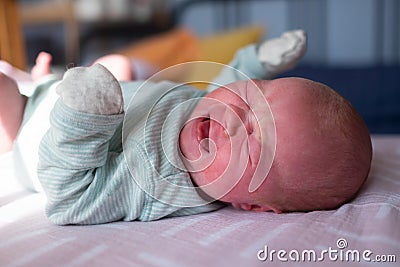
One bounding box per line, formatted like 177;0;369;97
231;203;271;212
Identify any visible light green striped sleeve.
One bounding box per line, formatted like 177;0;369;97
38;100;143;225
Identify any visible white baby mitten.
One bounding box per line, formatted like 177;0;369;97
56;64;123;115
258;30;307;78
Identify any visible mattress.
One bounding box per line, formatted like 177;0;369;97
0;135;399;267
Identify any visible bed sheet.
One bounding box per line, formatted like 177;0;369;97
0;135;399;267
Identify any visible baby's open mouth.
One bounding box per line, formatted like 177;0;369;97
198;117;210;152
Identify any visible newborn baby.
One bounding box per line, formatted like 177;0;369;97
2;30;372;224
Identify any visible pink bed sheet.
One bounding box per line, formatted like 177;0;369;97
0;135;399;267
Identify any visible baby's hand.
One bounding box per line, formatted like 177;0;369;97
258;29;307;78
56;64;123;115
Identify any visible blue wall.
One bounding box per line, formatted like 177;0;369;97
176;0;400;66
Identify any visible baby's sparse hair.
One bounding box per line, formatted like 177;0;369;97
265;79;372;212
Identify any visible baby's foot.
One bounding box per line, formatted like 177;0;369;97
258;30;307;78
56;64;123;115
31;52;52;81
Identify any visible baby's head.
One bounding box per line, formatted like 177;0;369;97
179;77;372;213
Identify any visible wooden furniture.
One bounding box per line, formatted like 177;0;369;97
0;0;26;70
0;0;79;68
19;0;80;63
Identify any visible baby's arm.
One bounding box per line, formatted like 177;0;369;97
208;30;306;90
37;65;139;225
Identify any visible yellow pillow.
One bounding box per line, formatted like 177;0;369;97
198;25;264;63
186;25;265;87
116;25;265;85
117;27;199;70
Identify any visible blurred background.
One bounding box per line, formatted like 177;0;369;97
10;0;400;66
1;0;399;133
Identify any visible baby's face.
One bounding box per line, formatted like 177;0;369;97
180;77;371;213
179;79;277;211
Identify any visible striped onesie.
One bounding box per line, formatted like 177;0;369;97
37;44;268;224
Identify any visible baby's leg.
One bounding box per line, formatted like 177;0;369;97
208;30;307;90
0;73;27;153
